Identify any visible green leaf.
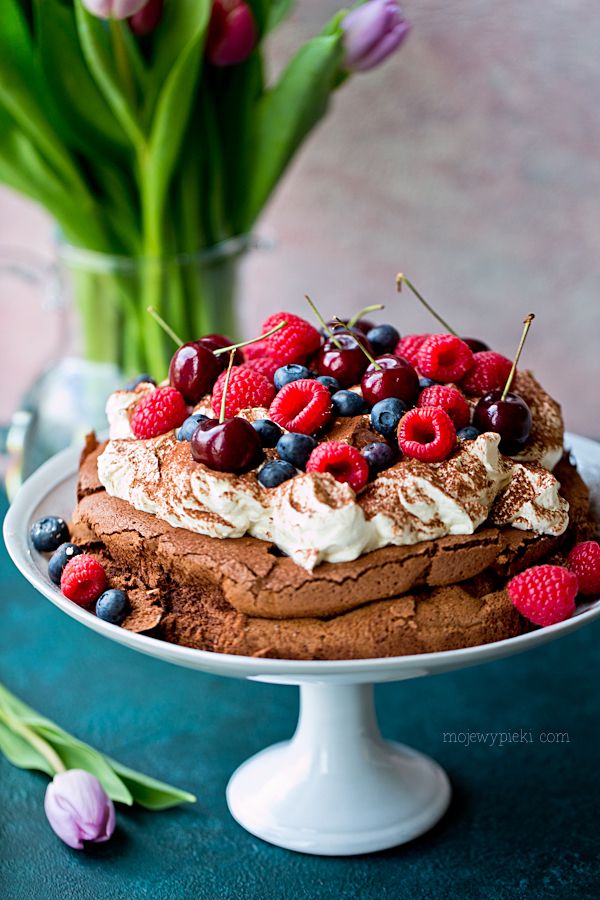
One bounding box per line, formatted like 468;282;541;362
266;0;296;33
0;721;54;777
109;760;196;811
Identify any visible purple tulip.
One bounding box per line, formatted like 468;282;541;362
129;0;163;35
206;0;257;67
82;0;148;19
44;770;116;850
342;0;411;72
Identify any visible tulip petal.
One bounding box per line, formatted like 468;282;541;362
44;770;116;850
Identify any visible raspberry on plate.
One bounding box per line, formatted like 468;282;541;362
261;311;321;365
131;386;188;439
507;564;578;626
306;441;369;492
398;407;456;462
394;333;430;367
211;366;276;417
567;541;600;595
269;379;332;435
60;554;107;607
417;334;474;383
460;351;512;395
242;355;280;382
417;385;470;430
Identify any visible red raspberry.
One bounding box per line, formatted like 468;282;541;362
567;541;600;595
243;341;268;361
460;351;512;395
269;379;332;435
261;312;321;365
131;386;188;439
417;385;470;430
507;565;578;626
398;407;456;462
242;355;279;382
211;366;275;417
306;441;369;492
417;334;474;382
60;554;107;607
394;333;430;366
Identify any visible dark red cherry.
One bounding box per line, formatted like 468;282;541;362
462;337;490;353
169;342;222;404
473;390;532;455
326;318;375;336
317;333;374;388
199;334;243;368
361;354;420;407
190;417;263;473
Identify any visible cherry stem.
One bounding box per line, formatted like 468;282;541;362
219;350;236;424
395;274;458;336
346;304;385;329
213;321;286;356
147;306;183;346
332;317;382;370
501;313;535;401
305;295;342;348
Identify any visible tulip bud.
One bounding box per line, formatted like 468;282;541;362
206;0;257;67
342;0;411;73
44;769;116;850
82;0;148;20
129;0;164;35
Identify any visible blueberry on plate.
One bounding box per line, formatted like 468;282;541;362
252;418;283;448
316;375;341;394
274;364;313;391
457;426;480;441
96;589;130;625
362;442;396;477
125;373;156;390
48;543;83;585
30;516;70;553
370;398;407;439
366;324;400;356
276;433;317;470
258;459;297;488
331;390;368;417
177;413;208;441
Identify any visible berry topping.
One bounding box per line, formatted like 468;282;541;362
177;413;209;442
417;334;474;383
276;433;316;469
462;337;490;353
48;543;83;586
371;397;407;438
30;516;70;553
261;312;321;364
96;589;130;625
362;441;396;477
252;418;283;448
199;334;243;367
394;333;429;366
169;341;222;403
507;565;578;626
418;376;437;389
316;332;374;388
417;385;470;430
131;386;188;439
211;366;276;418
243;340;268;361
398;407;456;462
125;373;156;390
60;554;107;607
365;324;400;356
242;355;280;382
460;351;512;396
331;390;368;417
269;379;332;435
361;355;420;407
306;441;369;493
274;363;313;391
566;541;600;595
191;417;263;473
457;425;480;441
473;390;532;455
316;375;341;394
258;459;297;489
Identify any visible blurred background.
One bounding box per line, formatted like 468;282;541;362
1;0;599;438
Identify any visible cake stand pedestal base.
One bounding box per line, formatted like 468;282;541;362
226;682;451;856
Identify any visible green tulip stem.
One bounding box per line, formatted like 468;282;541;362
0;705;65;775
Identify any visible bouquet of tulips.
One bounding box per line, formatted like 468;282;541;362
0;0;409;378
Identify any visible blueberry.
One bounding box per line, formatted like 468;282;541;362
370;398;407;439
419;377;437;390
258;459;297;488
30;516;70;553
125;373;156;390
276;433;317;469
274;364;313;391
316;375;341;394
366;324;400;356
331;390;368;417
177;413;209;441
252;418;283;448
457;426;480;441
96;589;130;625
362;442;396;477
48;543;83;585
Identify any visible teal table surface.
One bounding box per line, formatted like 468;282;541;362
1;489;598;900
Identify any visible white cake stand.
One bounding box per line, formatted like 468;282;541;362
4;434;600;856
